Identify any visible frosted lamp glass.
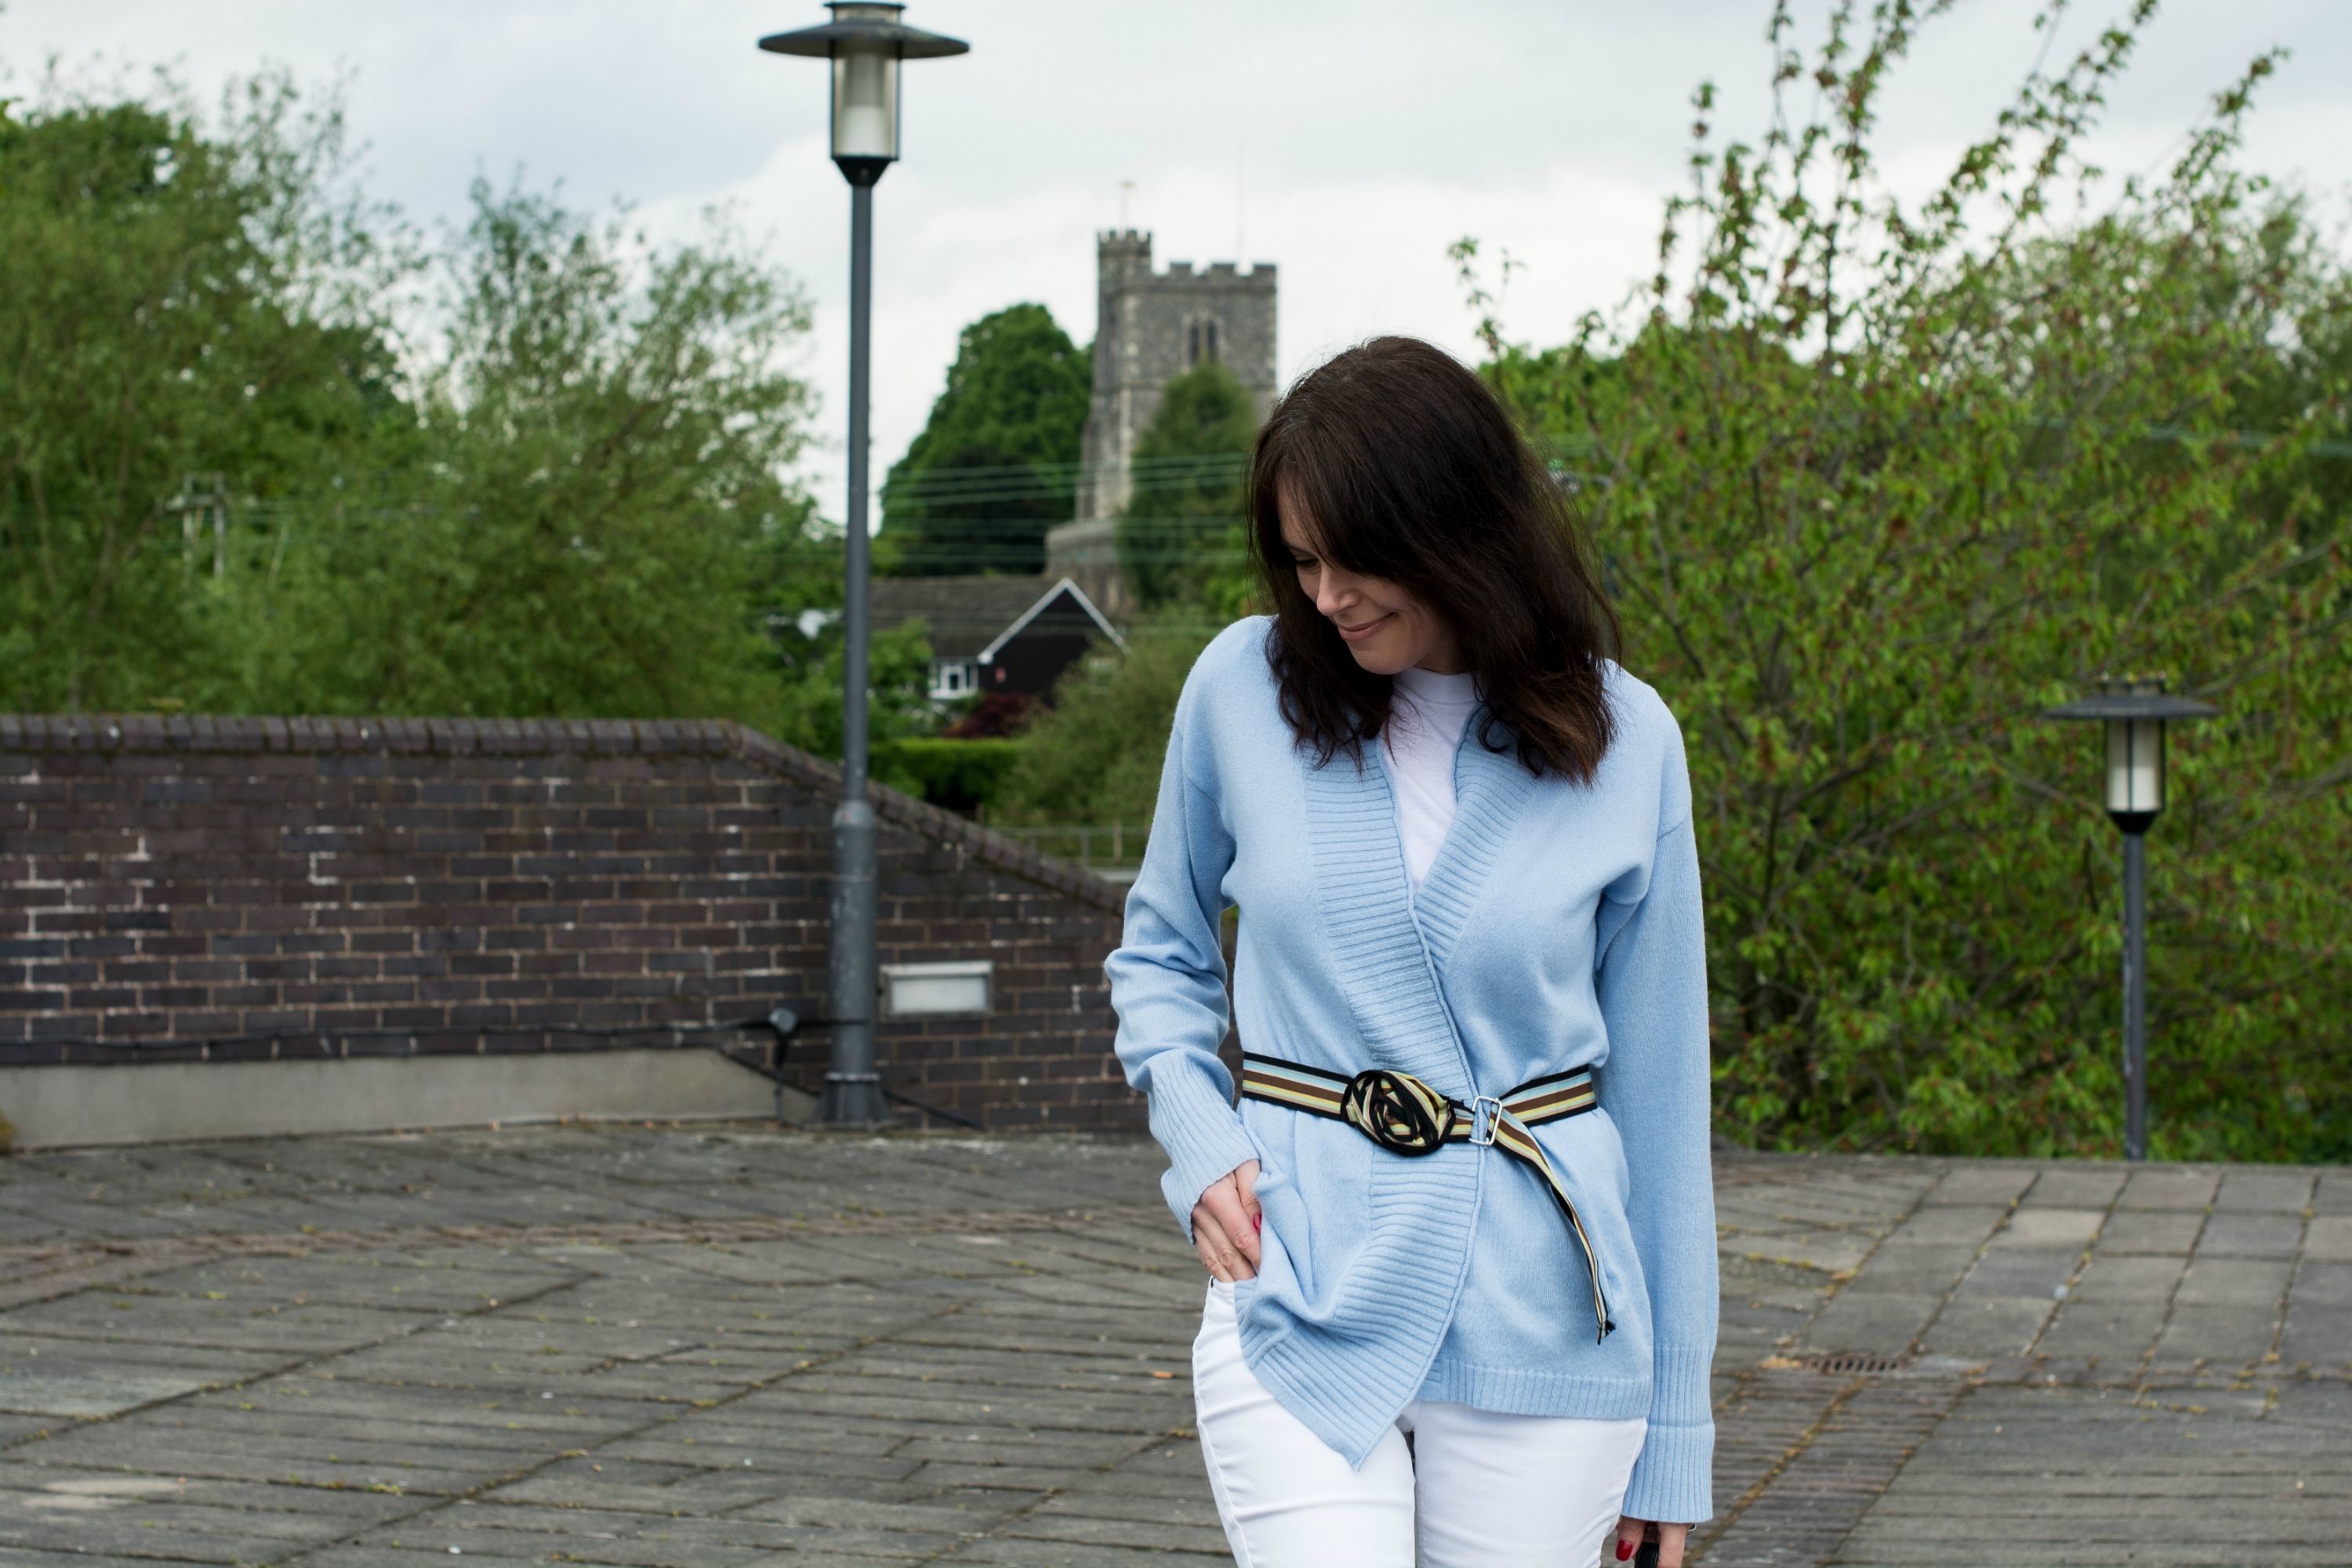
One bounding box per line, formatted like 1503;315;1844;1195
831;48;898;160
2103;717;2164;815
880;960;992;1018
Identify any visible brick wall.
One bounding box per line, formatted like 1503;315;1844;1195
0;715;1139;1132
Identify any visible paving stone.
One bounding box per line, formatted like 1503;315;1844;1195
2293;1261;2352;1308
1955;1247;2079;1298
2093;1208;2204;1254
2201;1212;2307;1259
1991;1209;2102;1249
2115;1167;2220;1211
2067;1253;2184;1301
2278;1306;2352;1371
2307;1215;2352;1261
2153;1305;2282;1367
1835;1243;1980;1296
2175;1257;2294;1307
2312;1174;2352;1216
1921;1167;2037;1207
1797;1294;1949;1356
2032;1301;2169;1367
2215;1169;2317;1214
1885;1205;2010;1247
1920;1298;2055;1358
2019;1169;2128;1210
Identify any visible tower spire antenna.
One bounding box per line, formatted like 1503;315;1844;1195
1236;148;1245;265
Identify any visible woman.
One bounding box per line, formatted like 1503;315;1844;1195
1107;336;1715;1568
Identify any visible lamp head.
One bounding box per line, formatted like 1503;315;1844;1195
2042;677;2218;835
759;3;969;180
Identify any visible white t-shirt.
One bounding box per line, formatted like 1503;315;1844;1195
1382;666;1481;891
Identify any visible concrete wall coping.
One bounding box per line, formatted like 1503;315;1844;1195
0;713;1127;918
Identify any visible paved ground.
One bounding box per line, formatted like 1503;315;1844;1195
0;1127;2340;1567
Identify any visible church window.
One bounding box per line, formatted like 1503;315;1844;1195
1188;316;1222;366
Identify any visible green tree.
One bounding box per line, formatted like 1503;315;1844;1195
1471;1;2351;1160
1115;358;1258;611
230;180;822;724
0;69;883;742
0;78;405;710
880;303;1091;576
768;618;936;763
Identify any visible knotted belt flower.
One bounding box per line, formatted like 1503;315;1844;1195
1239;1054;1614;1341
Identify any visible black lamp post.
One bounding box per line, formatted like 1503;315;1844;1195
2043;678;2217;1161
760;4;968;1126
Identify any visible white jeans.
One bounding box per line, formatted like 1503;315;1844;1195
1193;1282;1646;1568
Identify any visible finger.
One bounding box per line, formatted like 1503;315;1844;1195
1235;1162;1264;1240
1657;1523;1690;1568
1612;1519;1645;1563
1192;1209;1248;1281
1200;1183;1261;1271
1190;1211;1231;1280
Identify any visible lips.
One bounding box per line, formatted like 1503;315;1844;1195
1334;614;1392;642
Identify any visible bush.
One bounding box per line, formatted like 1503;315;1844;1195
991;622;1215;823
874;737;1025;815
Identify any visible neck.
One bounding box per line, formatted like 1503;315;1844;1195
1413;635;1468;676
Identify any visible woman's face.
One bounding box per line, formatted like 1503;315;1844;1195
1280;499;1466;677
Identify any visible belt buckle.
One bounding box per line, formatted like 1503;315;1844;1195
1466;1096;1504;1147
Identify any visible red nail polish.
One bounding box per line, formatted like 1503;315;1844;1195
1252;1214;1261;1232
1616;1541;1634;1562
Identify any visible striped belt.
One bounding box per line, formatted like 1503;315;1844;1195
1239;1054;1614;1341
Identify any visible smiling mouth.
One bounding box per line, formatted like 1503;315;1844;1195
1334;614;1392;641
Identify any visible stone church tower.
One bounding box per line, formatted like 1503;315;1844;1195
1073;232;1277;523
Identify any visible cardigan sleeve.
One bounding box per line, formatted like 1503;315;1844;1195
1596;751;1719;1525
1105;680;1258;1231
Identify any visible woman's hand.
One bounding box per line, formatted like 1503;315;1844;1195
1613;1519;1690;1566
1190;1160;1262;1281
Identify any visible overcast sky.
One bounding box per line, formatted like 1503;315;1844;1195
7;1;2347;514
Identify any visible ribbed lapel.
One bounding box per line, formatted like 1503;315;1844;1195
1411;709;1539;975
1298;742;1465;1092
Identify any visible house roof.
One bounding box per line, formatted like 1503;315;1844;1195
869;576;1057;659
870;575;1124;661
977;578;1127;664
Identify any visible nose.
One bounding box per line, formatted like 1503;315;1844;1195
1316;567;1358;621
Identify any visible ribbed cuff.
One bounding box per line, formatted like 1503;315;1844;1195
1649;1339;1715;1428
1621;1417;1713;1526
1149;1057;1261;1233
1622;1341;1716;1523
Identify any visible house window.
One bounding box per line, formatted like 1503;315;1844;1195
929;659;979;701
1188;316;1221;366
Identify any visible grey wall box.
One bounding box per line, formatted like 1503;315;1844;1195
880;960;993;1018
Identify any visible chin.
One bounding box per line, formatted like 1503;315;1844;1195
1345;644;1411;677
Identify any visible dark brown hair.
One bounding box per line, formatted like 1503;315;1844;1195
1250;335;1621;782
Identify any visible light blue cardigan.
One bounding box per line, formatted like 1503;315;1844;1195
1107;618;1718;1524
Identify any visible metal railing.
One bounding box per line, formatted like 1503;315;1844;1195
984;822;1148;880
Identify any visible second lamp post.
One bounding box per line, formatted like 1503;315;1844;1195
760;4;968;1126
2044;678;2217;1161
